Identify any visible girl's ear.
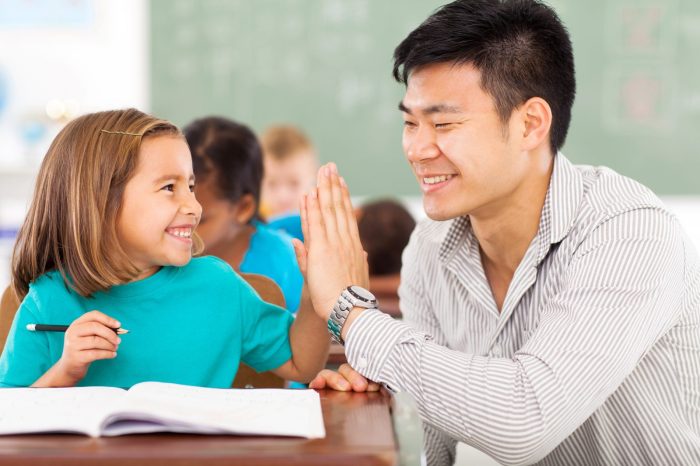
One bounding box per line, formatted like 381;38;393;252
235;194;258;224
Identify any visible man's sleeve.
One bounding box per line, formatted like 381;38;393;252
345;208;687;465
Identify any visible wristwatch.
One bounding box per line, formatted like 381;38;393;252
327;285;378;345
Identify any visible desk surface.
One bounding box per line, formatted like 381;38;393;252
0;390;397;466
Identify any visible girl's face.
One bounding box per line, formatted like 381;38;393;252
117;135;202;280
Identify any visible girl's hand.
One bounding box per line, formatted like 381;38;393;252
55;311;121;384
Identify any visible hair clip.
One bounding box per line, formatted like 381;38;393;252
100;129;143;136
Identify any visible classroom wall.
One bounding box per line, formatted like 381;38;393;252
0;0;148;290
149;0;700;197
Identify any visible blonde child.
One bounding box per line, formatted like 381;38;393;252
260;125;317;241
0;109;328;388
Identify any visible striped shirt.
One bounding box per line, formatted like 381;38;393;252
345;154;700;465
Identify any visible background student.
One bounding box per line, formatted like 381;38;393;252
0;108;328;389
184;116;303;313
259;125;318;241
356;199;415;317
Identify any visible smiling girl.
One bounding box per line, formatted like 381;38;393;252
0;109;328;388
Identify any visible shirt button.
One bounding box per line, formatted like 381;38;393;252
491;346;502;357
355;356;368;370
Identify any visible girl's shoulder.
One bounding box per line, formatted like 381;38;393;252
28;269;76;299
23;269;83;319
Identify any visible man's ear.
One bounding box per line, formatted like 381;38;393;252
235;194;258;224
519;97;553;152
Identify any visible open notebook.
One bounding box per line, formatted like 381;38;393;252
0;382;325;438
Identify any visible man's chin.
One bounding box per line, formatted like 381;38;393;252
423;204;462;222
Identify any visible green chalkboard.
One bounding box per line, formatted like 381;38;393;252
151;0;700;196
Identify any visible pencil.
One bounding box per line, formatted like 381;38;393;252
26;324;129;335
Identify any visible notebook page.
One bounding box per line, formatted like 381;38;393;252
102;382;325;438
0;386;126;437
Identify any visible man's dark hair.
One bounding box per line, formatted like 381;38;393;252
393;0;575;153
184;116;263;223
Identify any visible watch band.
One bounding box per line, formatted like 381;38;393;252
328;286;378;345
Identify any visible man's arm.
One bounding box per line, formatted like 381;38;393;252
343;207;686;465
301;164;689;465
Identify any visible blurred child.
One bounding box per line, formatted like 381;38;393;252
0;109;328;388
260;125;318;241
356;199;416;317
184;117;303;313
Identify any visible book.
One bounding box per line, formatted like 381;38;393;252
0;381;325;438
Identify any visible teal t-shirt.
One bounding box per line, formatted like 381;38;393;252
0;256;294;388
240;222;303;314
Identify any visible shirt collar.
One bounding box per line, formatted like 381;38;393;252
439;152;583;264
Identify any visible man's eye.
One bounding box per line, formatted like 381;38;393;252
435;122;453;129
403;120;417;128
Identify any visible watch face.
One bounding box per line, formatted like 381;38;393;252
349;285;376;302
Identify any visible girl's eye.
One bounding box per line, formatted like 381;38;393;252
189;184;195;192
162;184;174;192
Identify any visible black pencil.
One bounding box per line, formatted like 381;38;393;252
26;324;129;335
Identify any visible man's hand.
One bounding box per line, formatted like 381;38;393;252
292;163;370;321
309;363;380;392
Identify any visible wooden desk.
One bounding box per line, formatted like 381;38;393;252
0;390;397;466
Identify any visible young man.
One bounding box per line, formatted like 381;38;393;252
296;0;700;465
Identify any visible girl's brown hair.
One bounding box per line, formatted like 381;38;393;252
11;108;202;299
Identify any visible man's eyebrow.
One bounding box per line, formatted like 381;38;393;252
398;101;463;115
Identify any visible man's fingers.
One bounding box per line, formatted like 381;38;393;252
308;374;327;390
338;363;372;392
306;188;327;244
316;164;340;239
340;176;362;246
328;164;350;244
309;369;351;391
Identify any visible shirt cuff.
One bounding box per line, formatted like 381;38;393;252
344;309;414;381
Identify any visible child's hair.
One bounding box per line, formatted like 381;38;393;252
11;108;191;299
357;199;416;276
183;116;263;223
260;125;316;162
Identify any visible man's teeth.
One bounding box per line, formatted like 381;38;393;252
170;229;192;238
423;174;454;185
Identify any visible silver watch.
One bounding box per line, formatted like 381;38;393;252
327;285;378;345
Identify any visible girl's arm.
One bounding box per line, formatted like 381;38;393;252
271;287;329;383
32;311;121;387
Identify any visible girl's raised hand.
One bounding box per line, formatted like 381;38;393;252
55;310;121;384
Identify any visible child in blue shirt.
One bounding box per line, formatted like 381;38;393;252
0;108;328;389
184;117;303;312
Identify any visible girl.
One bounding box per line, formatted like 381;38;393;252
184;117;303;313
0;109;328;388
